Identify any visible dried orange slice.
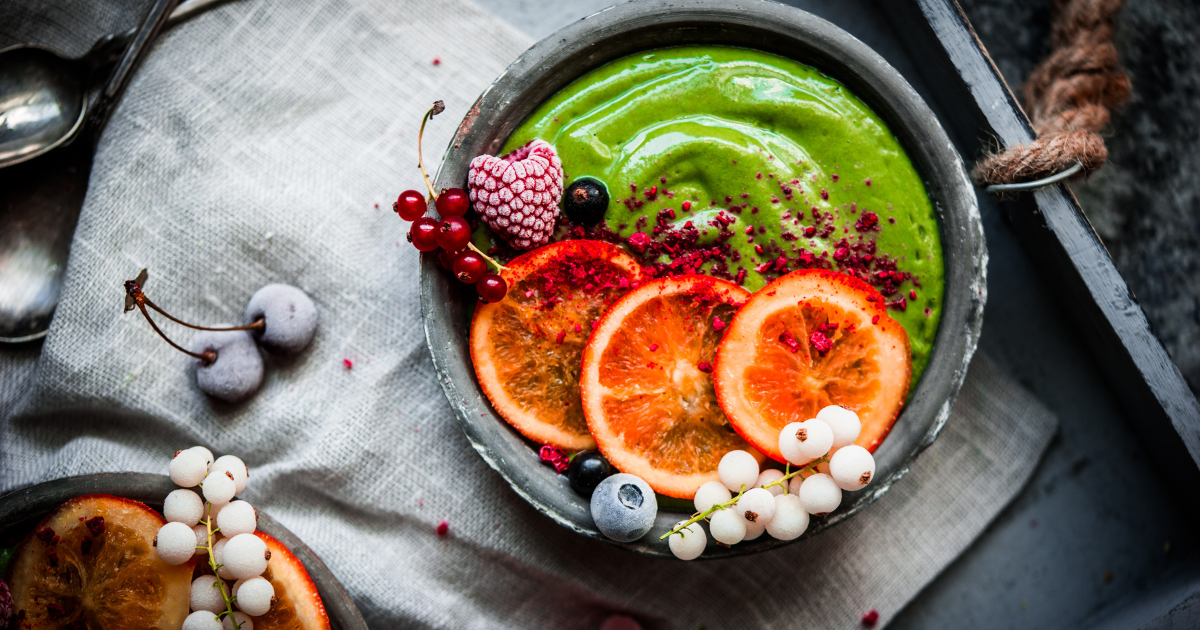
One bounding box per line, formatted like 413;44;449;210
580;275;763;498
247;532;330;630
471;240;646;450
714;269;911;462
8;494;192;629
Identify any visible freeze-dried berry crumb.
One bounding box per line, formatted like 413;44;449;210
697;361;713;373
539;445;570;473
85;516;105;537
435;521;449;536
712;317;726;332
809;331;833;356
343;358;353;370
861;610;879;627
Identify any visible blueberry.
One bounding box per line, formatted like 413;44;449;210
244;284;318;355
562;177;609;226
568;450;613;498
590;473;657;542
191;328;264;403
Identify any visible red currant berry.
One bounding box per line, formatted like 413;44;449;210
436;216;472;251
394;190;427;221
452;251;486;283
477;273;508;303
436;188;470;217
408;217;440;252
438;248;460;271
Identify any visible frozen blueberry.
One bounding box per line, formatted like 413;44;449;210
244;284;317;355
590;473;657;542
568;450;614;498
562;177;609;226
191;327;264;403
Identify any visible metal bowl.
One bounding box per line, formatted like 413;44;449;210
420;0;986;557
0;473;368;629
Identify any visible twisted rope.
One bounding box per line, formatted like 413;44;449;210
973;0;1131;187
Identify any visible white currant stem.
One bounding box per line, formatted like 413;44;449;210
660;484;747;541
204;502;241;630
759;456;829;493
467;242;507;272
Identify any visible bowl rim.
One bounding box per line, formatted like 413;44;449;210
420;0;986;558
0;472;368;630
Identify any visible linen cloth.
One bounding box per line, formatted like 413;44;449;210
0;0;1059;627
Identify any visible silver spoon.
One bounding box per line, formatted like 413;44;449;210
0;0;226;168
0;0;226;343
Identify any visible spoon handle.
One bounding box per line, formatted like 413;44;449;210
82;0;181;138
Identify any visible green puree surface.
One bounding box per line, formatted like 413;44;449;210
499;46;945;384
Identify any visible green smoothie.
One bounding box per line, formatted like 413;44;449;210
498;46;944;384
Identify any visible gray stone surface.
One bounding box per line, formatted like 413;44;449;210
957;0;1200;398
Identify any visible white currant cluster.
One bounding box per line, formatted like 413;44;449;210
154;446;275;630
666;405;876;560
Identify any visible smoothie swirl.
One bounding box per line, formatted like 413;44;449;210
499;46;944;383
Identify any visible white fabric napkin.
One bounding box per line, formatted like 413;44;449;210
0;0;1057;627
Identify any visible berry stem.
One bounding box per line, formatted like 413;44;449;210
133;302;216;364
659;485;747;541
126;278;265;333
203;503;241;630
759;456;829;493
417;100;445;202
467;242;507;272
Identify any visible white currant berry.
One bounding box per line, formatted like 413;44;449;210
212;455;249;495
708;508;746;545
165;489;205;527
187;446;216;469
216;500;257;537
190;575;225;613
766;494;810;541
693;480;732;514
798;473;842;516
155;522;197;565
667;521;707;561
222;612;253;630
192;525;209;556
829;445;876;491
170;449;209;487
742;515;766;541
788;474;803;497
234;576;275;616
202;470;237;505
756;469;785;496
223;533;269;579
183;611;223;630
778;422;807;465
818;405;862;449
717;450;759;493
736;487;776;526
793;418;834;461
213;537;235;579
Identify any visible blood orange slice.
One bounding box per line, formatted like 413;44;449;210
714;269;911;462
247;532;330;630
471;240;646;450
8;494;192;629
580;275;763;498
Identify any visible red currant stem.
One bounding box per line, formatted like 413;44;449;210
759;456;829;493
204;503;242;630
467;242;507;272
659;485;747;541
135;302;217;365
417;105;439;203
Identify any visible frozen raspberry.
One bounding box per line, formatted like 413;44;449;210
468;140;563;250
